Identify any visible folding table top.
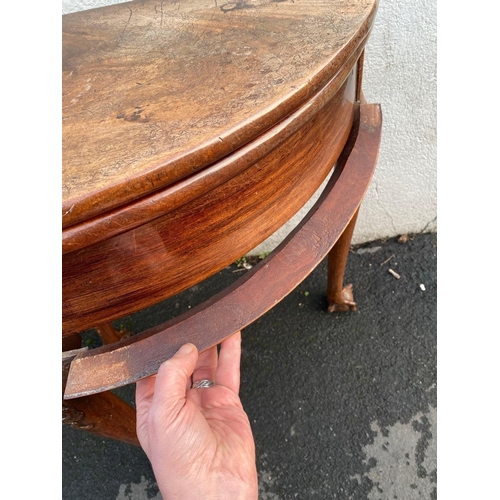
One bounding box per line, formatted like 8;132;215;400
62;0;378;228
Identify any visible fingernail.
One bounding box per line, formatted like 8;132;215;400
177;343;195;355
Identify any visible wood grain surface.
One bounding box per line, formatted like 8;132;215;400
64;103;382;399
63;71;356;335
62;0;378;227
63;42;363;254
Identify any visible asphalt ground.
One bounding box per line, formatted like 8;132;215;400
62;232;437;500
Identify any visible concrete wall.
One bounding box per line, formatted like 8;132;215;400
62;0;437;250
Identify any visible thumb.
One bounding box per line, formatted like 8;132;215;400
151;343;198;418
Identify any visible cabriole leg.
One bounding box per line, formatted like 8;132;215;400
327;207;359;312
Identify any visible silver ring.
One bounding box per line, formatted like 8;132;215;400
192;379;215;389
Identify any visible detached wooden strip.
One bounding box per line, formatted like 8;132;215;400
64;103;382;400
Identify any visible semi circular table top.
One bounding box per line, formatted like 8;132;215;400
62;0;378;229
62;0;379;336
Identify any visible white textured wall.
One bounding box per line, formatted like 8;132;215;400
62;0;124;14
62;0;437;250
356;0;437;244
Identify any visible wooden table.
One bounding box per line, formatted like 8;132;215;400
62;0;382;445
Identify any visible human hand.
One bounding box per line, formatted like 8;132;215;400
135;331;258;500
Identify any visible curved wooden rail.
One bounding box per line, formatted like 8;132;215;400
64;103;382;400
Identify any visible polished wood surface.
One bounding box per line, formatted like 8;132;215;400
62;0;380;336
63;71;356;335
63;0;378;228
64;104;382;399
62;49;362;254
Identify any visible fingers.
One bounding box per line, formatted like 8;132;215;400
138;332;241;417
192;345;218;384
135;374;157;449
215;331;241;394
136;374;157;408
151;343;199;416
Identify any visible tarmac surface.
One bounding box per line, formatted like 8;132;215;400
62;232;437;500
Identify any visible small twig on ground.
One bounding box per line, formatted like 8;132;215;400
380;254;395;266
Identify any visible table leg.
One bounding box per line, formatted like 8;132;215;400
62;326;138;446
327;207;359;312
62;355;139;446
95;322;132;344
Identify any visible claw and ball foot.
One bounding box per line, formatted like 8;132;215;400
327;283;357;312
